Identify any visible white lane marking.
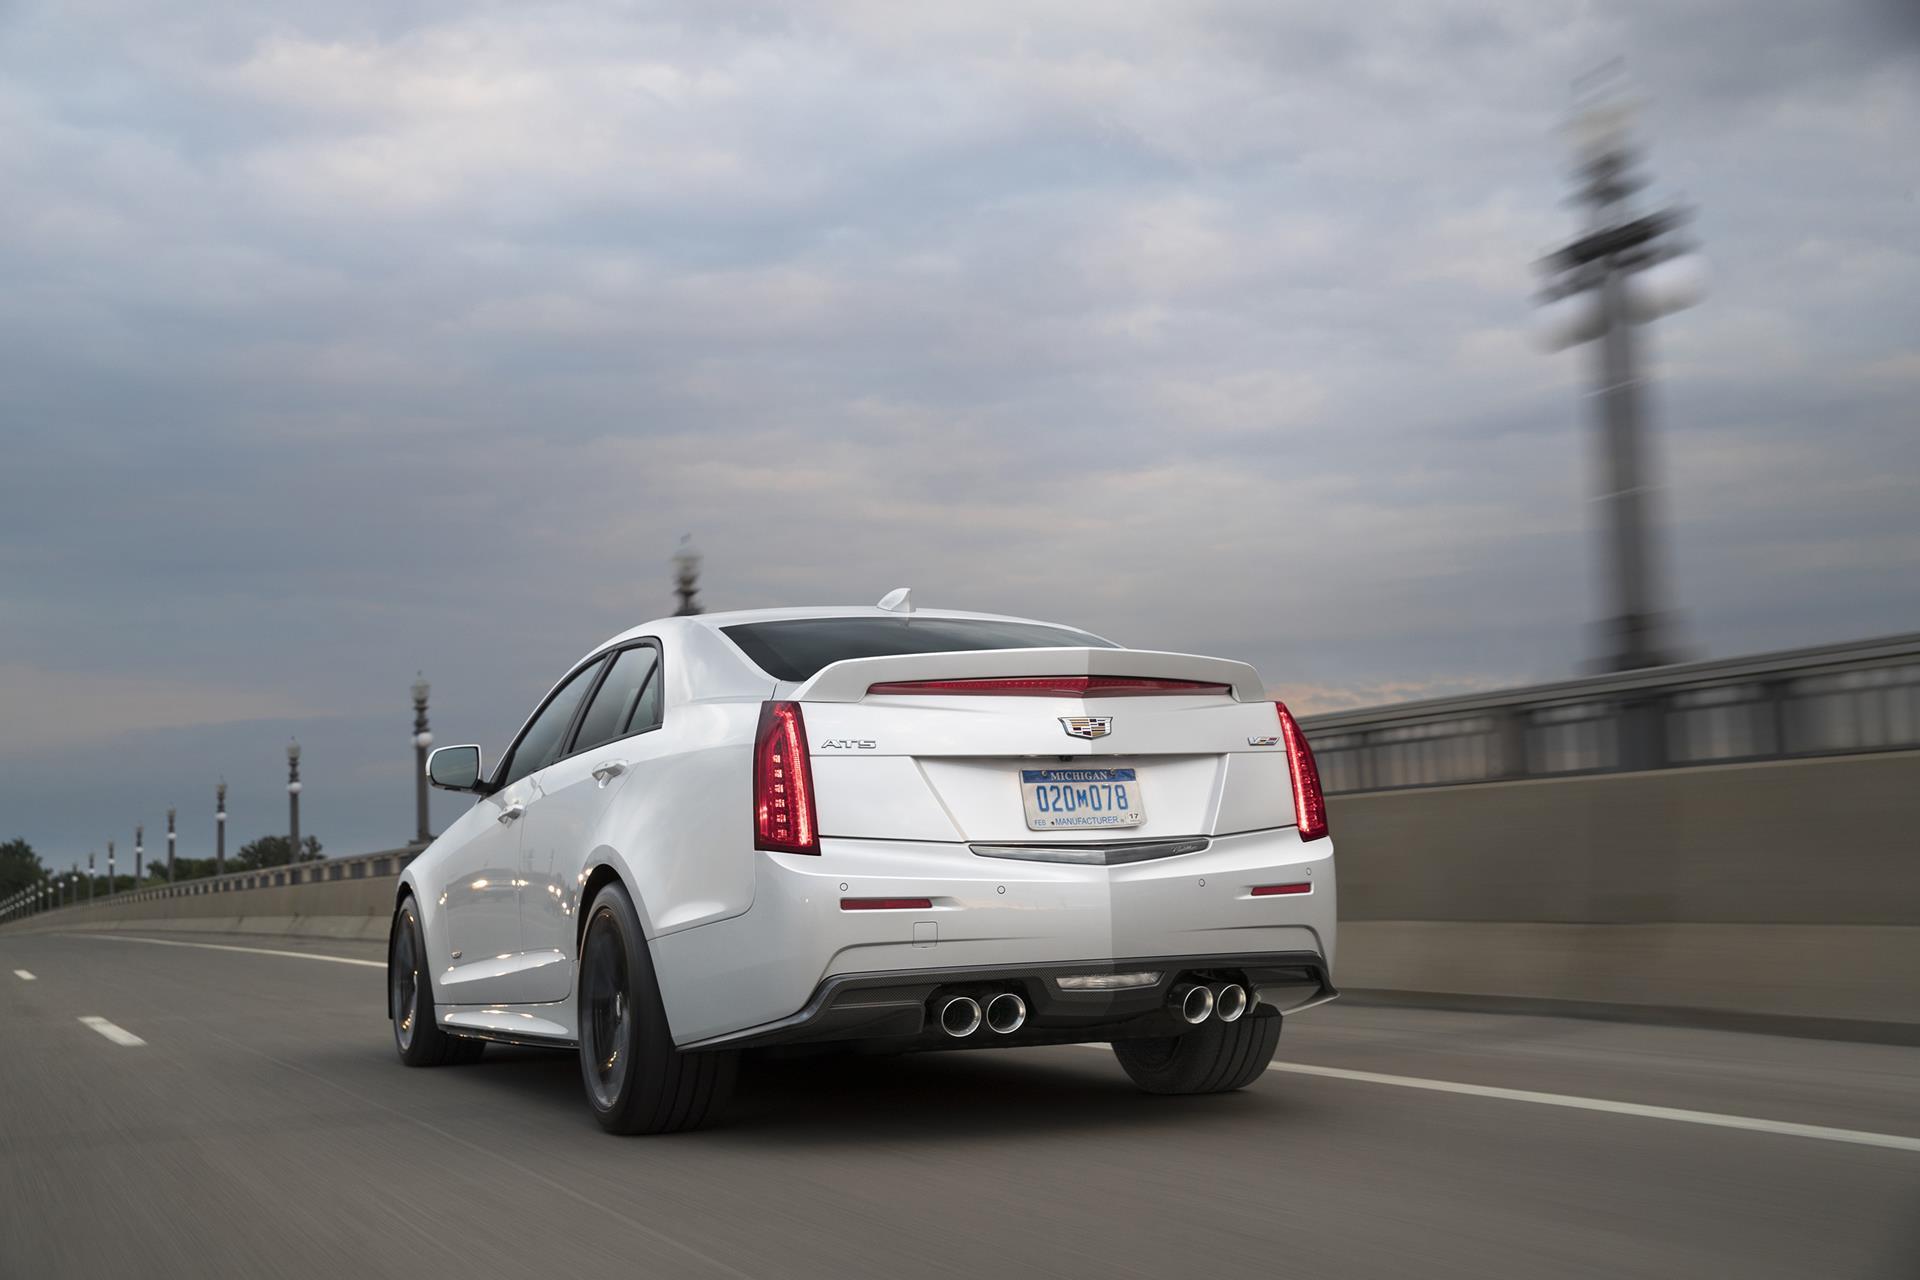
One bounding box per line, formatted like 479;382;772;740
1069;1044;1920;1154
70;934;384;968
12;970;34;981
78;1016;146;1046
1264;1060;1920;1154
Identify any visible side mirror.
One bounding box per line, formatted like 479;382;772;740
427;744;486;793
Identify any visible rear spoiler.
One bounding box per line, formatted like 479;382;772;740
790;647;1268;703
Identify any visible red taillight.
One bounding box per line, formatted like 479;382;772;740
840;897;933;911
866;675;1231;698
754;701;818;854
1274;701;1328;842
1252;882;1313;897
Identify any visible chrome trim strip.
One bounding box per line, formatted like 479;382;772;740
968;837;1209;865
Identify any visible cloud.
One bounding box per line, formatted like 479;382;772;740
0;0;1915;858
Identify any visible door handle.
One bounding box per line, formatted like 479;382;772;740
497;803;526;824
591;760;629;787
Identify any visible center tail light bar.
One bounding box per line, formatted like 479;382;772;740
865;675;1233;698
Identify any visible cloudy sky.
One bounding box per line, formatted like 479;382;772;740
2;0;1915;864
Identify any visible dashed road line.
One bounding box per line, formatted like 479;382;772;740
12;969;34;981
78;1016;146;1046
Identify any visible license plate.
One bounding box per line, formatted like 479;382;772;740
1020;767;1145;830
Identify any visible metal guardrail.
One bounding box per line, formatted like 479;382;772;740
1301;631;1920;794
2;846;420;923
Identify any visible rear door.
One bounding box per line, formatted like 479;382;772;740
517;641;664;1001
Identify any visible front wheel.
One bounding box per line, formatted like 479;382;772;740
577;881;737;1134
1111;1009;1281;1094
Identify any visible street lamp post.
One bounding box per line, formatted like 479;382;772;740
88;852;95;905
166;806;176;883
287;739;302;870
135;825;144;885
1534;80;1704;675
107;840;115;897
216;781;227;877
412;675;433;846
672;535;703;616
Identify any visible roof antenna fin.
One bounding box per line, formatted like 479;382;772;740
876;587;914;614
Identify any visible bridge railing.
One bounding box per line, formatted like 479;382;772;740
1301;631;1920;794
3;846;422;922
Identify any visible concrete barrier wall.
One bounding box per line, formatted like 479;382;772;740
12;876;402;942
1330;749;1920;1037
1331;749;1920;925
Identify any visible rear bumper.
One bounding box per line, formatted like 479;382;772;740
651;826;1336;1046
682;951;1337;1050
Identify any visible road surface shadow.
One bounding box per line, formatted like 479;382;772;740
425;1042;1301;1145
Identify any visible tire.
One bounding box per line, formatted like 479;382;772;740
577;881;737;1134
1111;1008;1281;1095
389;897;485;1067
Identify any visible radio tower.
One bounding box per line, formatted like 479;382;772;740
1535;71;1706;672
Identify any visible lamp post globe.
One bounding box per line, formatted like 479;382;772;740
286;738;302;872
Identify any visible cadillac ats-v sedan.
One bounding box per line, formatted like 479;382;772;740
390;593;1337;1133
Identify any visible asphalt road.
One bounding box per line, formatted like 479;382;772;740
3;930;1917;1279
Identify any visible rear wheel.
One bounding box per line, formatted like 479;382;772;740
1112;1009;1280;1095
389;898;484;1067
577;881;736;1134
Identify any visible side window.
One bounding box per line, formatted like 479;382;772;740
628;655;663;733
500;658;604;788
572;645;661;754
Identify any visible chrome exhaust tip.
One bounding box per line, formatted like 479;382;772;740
1172;983;1214;1025
985;991;1027;1034
1214;983;1249;1023
937;995;983;1038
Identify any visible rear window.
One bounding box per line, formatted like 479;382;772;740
722;617;1118;682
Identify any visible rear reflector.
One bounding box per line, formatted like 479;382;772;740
840;897;934;911
1275;701;1329;842
1055;971;1163;990
754;701;818;854
866;675;1232;698
1251;883;1313;896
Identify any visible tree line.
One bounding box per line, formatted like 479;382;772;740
2;834;323;899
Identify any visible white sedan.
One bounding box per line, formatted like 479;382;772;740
390;594;1337;1133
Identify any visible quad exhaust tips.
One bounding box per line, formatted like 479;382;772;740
938;980;1243;1037
937;996;983;1038
1172;983;1215;1025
